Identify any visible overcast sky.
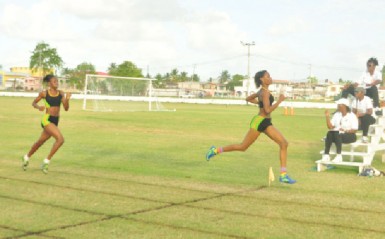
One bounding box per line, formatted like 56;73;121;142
0;0;384;82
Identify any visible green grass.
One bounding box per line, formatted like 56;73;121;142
1;96;385;238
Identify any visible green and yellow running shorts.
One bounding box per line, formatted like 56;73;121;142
250;115;272;132
41;114;59;128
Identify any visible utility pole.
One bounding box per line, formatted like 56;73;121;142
241;41;255;96
191;64;196;82
39;46;43;91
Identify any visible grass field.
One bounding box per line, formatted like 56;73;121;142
1;96;385;239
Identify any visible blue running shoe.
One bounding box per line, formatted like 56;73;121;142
206;146;217;161
279;174;296;184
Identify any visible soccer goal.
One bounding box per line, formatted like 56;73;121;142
82;74;174;112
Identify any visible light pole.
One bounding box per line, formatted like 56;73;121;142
241;41;255;96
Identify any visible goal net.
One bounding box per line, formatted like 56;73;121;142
82;74;173;112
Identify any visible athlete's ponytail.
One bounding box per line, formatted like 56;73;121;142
254;70;267;88
43;74;56;83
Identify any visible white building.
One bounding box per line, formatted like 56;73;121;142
234;79;293;98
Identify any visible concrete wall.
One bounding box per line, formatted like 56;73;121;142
0;92;337;109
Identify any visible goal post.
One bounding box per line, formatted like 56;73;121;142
82;74;173;112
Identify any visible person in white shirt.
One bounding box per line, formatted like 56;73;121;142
341;57;382;108
322;98;358;163
357;58;382;108
353;87;376;143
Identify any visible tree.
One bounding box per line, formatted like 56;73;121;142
108;63;117;73
63;62;96;90
191;74;200;82
30;42;63;77
218;70;231;83
169;68;179;82
107;61;144;95
307;76;318;85
153;73;164;88
108;61;143;77
180;71;189;82
227;74;244;91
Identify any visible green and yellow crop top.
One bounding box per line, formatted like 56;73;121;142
44;90;62;108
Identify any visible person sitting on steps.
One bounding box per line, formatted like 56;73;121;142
352;87;376;143
322;98;359;163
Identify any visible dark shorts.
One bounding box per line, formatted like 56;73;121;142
41;114;59;128
250;115;272;132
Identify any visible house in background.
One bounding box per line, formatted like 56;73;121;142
325;83;343;99
234;79;292;98
201;82;217;97
3;72;29;90
24;77;41;91
1;66;54;90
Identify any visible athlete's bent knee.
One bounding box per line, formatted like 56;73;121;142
280;139;288;149
57;136;65;146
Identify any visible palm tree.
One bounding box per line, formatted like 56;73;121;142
108;63;117;73
170;69;179;82
219;70;231;84
180;71;189;82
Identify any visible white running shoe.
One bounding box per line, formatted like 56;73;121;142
21;155;29;171
332;154;343;163
41;159;50;174
362;136;369;143
321;154;330;162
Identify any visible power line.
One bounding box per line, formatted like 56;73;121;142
143;52;369;80
148;54;245;71
251;53;362;72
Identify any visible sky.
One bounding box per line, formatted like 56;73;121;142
0;0;384;83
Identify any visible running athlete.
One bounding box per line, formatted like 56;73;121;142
22;74;71;174
205;70;296;184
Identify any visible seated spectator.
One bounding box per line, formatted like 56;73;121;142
353;87;376;143
341;57;382;109
322;98;358;162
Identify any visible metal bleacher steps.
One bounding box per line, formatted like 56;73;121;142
316;114;385;173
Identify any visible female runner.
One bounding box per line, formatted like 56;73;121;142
206;70;296;184
22;74;71;174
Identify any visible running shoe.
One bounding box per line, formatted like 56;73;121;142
362;136;369;144
206;146;217;161
41;162;49;174
321;154;330;162
21;155;29;171
279;174;296;184
332;154;343;163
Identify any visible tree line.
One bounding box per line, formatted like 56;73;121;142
30;41;385;91
28;41;247;91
